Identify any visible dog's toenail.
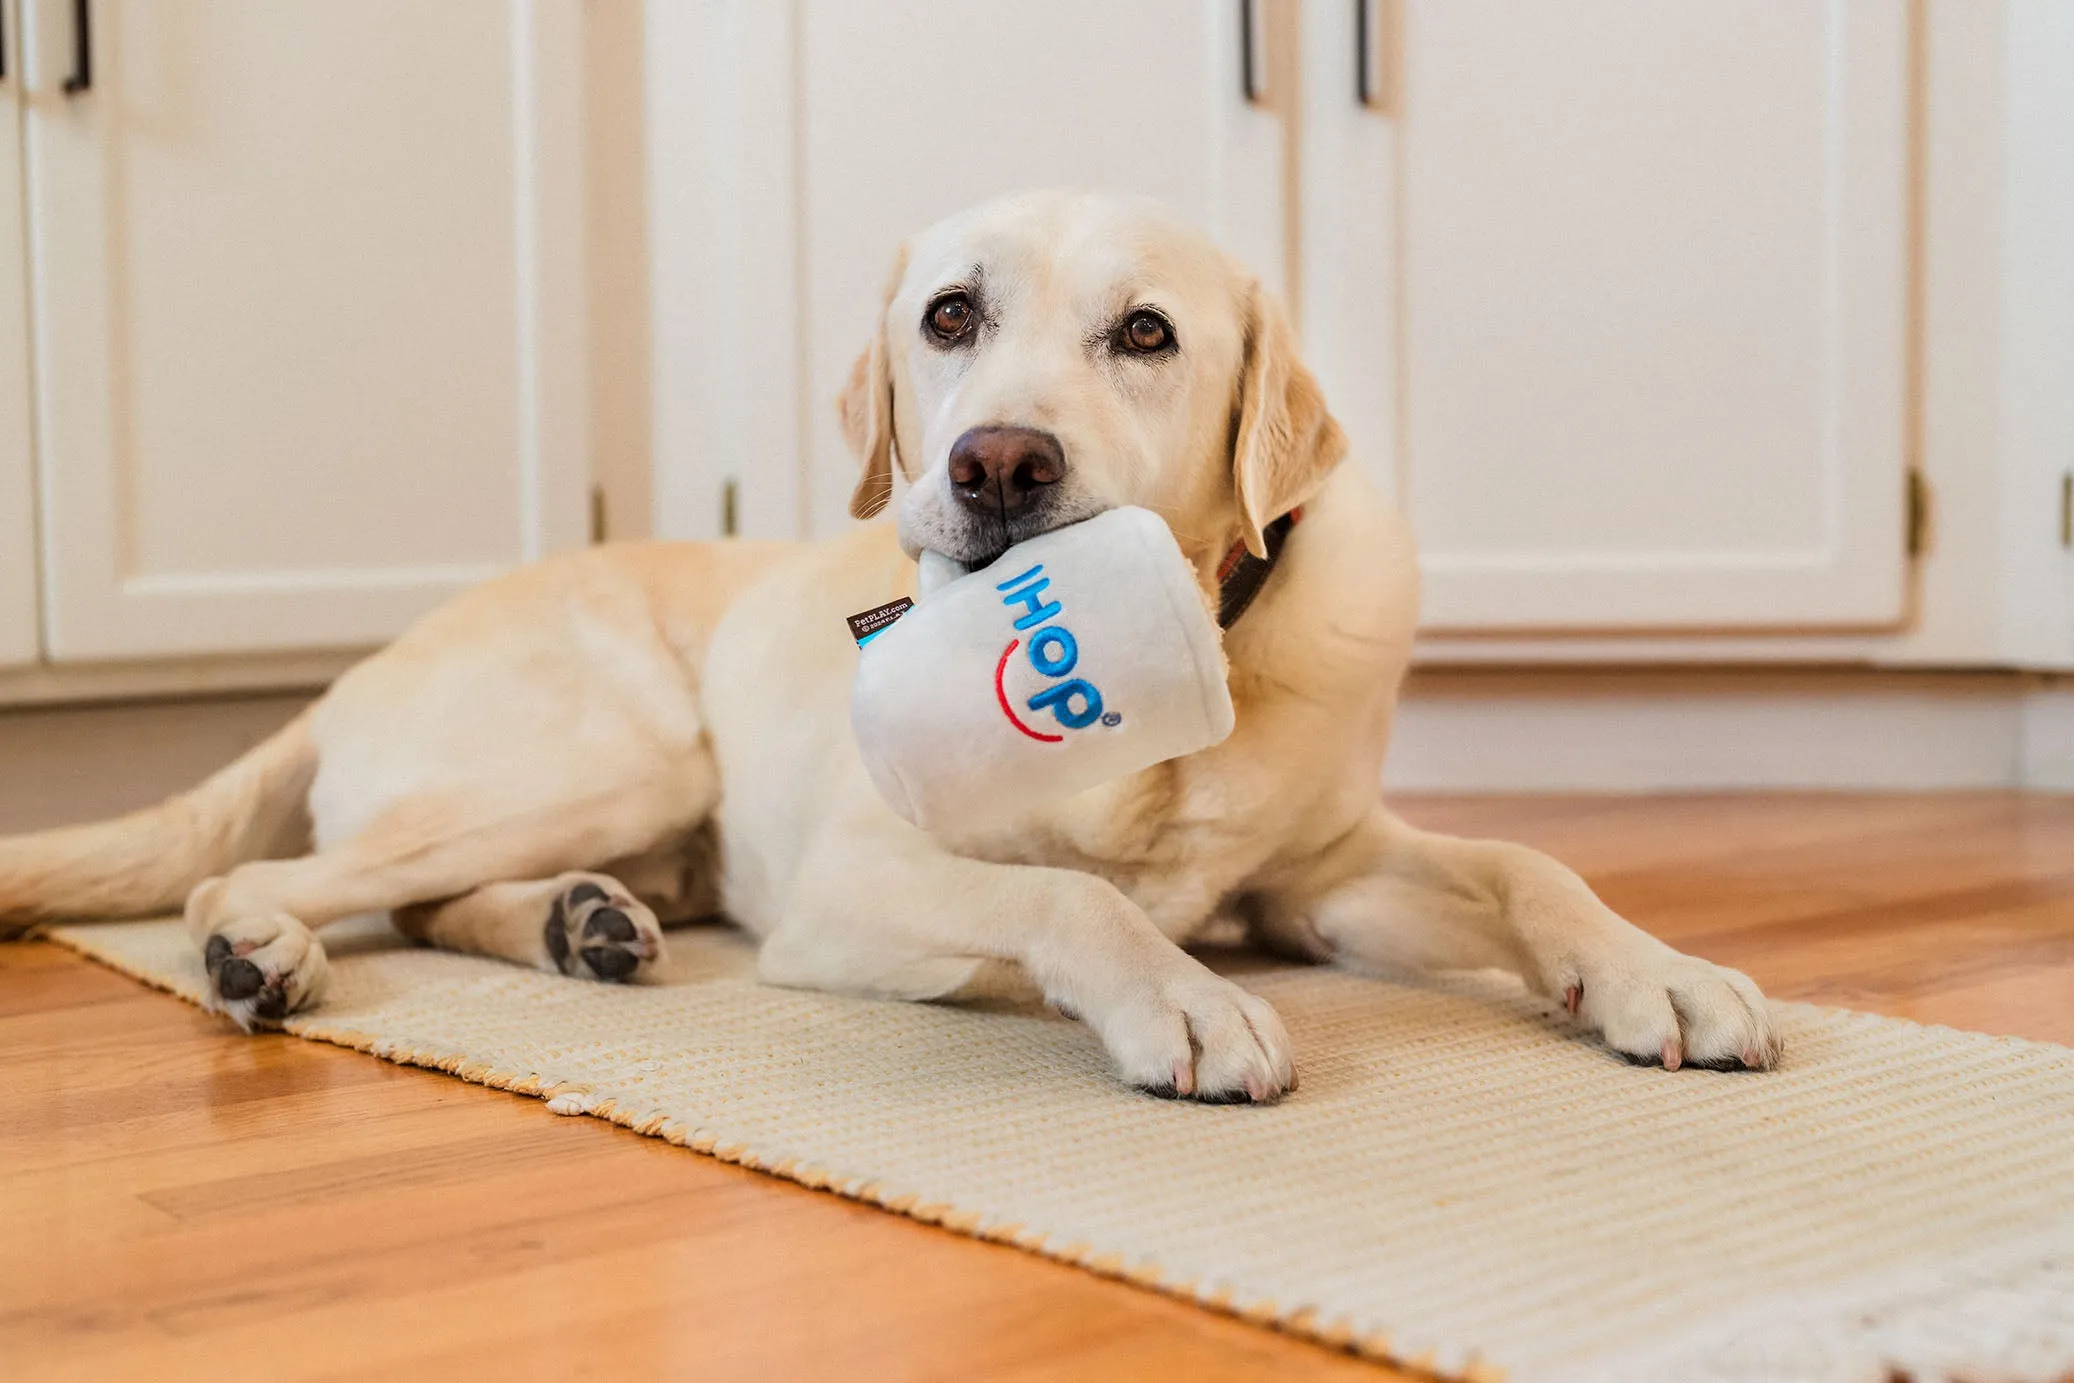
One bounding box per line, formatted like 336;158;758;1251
568;882;609;907
581;945;639;982
204;935;232;972
1662;1038;1683;1071
584;907;637;943
1564;985;1581;1015
216;957;264;1001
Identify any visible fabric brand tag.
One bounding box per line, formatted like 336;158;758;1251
846;598;914;647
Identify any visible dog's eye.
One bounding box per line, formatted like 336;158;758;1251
926;293;976;343
1118;309;1174;355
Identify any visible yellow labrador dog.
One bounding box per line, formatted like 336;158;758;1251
0;190;1778;1101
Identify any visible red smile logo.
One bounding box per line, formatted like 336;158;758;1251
995;639;1064;743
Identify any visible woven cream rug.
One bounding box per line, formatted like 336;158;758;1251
48;915;2074;1383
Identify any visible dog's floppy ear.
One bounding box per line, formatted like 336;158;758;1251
1231;279;1347;556
839;244;911;520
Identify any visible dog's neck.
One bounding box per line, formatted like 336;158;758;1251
1213;510;1302;630
1204;463;1407;721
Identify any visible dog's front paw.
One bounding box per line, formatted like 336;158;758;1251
1100;971;1295;1104
1558;945;1780;1071
544;877;664;983
200;912;328;1030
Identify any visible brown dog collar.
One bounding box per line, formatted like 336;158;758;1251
1215;508;1302;630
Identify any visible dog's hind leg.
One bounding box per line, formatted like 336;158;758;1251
390;821;722;976
394;871;667;982
186;772;708;1028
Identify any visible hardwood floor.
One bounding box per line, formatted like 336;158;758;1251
4;793;2073;1381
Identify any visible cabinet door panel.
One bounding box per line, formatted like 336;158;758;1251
0;29;37;668
20;0;587;660
649;0;1282;542
1399;1;1908;630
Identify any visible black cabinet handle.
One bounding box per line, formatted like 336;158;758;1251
1239;0;1262;104
1;0;10;83
1355;0;1373;104
1355;0;1395;110
63;0;92;95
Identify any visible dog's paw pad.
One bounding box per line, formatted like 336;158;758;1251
545;879;663;984
580;908;643;980
201;916;325;1030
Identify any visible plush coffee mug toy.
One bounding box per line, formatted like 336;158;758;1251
849;506;1236;833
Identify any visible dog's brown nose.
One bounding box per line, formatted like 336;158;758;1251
947;426;1067;513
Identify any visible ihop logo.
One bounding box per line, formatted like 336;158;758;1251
992;563;1119;743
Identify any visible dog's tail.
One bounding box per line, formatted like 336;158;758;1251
0;711;317;935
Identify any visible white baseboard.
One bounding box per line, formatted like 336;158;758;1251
2021;688;2074;790
1388;671;2073;793
0;694;312;835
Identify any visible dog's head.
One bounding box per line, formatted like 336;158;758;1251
839;190;1346;573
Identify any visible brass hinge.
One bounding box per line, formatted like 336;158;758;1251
2060;471;2072;549
721;478;740;538
1906;468;1931;559
588;484;608;544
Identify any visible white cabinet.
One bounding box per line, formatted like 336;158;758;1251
667;2;2073;670
13;0;589;661
1337;0;2073;668
1306;0;1911;633
650;0;1282;542
0;1;38;668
